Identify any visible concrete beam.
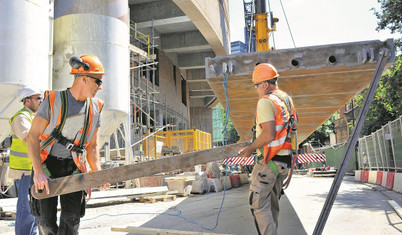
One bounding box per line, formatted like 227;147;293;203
162;31;210;53
173;0;230;56
205;39;395;142
130;1;184;24
178;51;215;70
189;90;215;98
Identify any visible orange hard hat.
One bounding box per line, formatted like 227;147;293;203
69;55;105;75
252;63;279;84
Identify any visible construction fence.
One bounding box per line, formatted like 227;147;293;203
357;115;402;172
144;129;212;159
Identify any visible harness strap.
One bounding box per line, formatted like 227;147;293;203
268;160;279;177
40;90;68;151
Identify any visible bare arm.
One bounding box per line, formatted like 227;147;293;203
86;127;101;171
86;128;110;189
27;115;50;194
239;121;276;158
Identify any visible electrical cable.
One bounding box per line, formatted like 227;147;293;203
82;70;234;231
278;0;296;48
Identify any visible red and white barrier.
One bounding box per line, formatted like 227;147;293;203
355;170;361;181
296;154;326;163
221;157;255;165
394;173;402;193
355;170;402;194
368;171;377;184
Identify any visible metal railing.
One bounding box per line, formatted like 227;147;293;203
357;115;402;172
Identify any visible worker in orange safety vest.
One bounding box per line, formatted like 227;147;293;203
27;55;110;235
239;63;298;235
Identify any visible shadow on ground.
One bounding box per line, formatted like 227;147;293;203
126;184;307;235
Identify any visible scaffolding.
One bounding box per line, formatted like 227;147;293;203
102;21;194;165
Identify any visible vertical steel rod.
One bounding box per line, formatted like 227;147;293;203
313;48;391;235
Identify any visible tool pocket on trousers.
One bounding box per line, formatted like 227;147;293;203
28;186;40;217
249;184;269;210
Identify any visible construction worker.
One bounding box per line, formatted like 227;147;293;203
9;86;43;235
239;63;297;235
27;55;110;235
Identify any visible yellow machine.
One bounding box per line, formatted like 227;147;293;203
252;0;278;51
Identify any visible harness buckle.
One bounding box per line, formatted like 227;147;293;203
66;143;75;150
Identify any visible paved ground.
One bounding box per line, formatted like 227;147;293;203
0;175;401;234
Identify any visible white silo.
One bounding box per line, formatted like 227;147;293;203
52;0;130;147
0;0;51;142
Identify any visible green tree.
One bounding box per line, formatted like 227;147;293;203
300;113;338;147
354;55;402;135
371;0;402;49
219;104;240;144
352;0;402;135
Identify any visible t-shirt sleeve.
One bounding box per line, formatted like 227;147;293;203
36;97;51;121
256;98;276;125
11;114;32;140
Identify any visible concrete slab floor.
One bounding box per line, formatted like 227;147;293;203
0;175;401;234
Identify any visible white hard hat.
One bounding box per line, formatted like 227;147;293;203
18;86;43;101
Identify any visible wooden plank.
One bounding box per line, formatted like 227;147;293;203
111;226;233;235
31;141;249;199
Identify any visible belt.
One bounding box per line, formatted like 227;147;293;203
256;154;291;167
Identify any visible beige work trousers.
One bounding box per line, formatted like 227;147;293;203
249;160;289;235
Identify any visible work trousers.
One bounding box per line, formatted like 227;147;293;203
249;160;288;235
30;156;85;235
15;174;38;235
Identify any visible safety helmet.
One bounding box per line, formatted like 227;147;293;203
18;86;43;101
69;55;105;75
252;63;279;84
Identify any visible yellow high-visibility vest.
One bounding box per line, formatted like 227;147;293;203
9;107;34;170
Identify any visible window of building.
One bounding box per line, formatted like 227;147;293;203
181;76;187;106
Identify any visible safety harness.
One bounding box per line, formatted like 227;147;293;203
39;90;92;196
253;90;298;186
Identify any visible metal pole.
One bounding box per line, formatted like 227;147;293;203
376;131;385;171
388;123;397;172
364;137;372;170
313;48;390;235
381;126;389;171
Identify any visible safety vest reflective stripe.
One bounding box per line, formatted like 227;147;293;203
259;89;297;163
267;135;287;147
9;150;28;158
39;90;103;172
9;107;34;170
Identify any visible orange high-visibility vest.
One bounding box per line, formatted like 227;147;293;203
257;89;297;163
39;90;103;172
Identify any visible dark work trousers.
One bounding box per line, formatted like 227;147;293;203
30;156;85;235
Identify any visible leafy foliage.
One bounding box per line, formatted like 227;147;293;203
300;113;338;147
371;0;402;50
354;55;402;135
219;104;240;144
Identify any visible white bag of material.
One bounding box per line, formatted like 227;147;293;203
208;178;223;193
191;172;208;194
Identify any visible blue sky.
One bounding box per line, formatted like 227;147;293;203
229;0;401;50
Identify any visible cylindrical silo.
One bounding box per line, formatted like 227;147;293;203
52;0;130;147
0;0;51;142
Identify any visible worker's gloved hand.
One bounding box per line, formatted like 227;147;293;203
33;171;50;195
